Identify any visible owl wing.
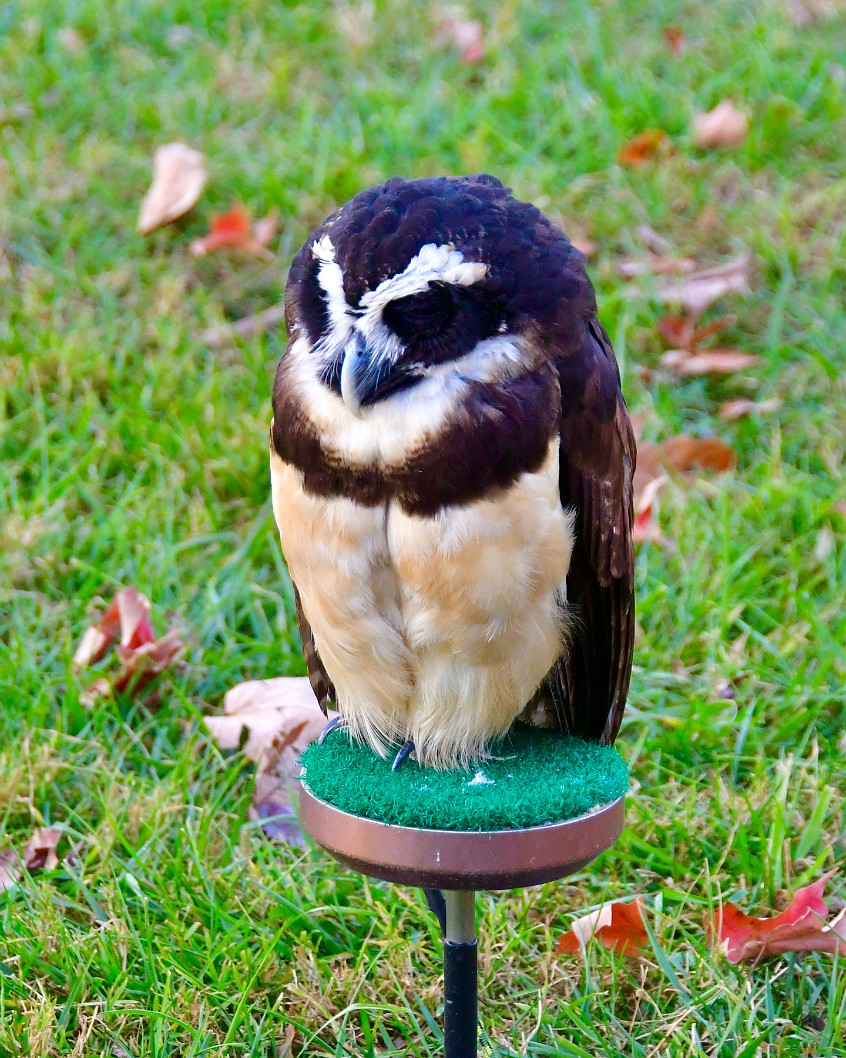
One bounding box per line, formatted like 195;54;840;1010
291;583;335;717
547;316;636;744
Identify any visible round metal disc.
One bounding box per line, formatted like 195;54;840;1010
298;782;624;890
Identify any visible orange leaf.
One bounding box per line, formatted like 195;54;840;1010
618;129;669;167
715;873;846;964
189;204;276;258
660;348;761;377
558;898;648;956
662;25;686;55
693;100;749;149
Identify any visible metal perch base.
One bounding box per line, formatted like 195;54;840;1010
299;784;624;1057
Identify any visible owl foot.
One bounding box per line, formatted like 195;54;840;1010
391;739;416;772
317;715;342;745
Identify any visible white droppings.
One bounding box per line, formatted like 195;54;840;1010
467;771;495;787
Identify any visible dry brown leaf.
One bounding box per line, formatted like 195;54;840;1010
718;398;782;421
202;303;286;347
615;256;697;279
569;232;598;259
558;898;648;956
693;100;749;149
635;434;735;500
189;204;277;259
649;255;750;317
206;677;332;845
715;873;846;964
23;827;61;872
138;143;207;235
618;129;669;167
0;847;21;893
660;348;761;377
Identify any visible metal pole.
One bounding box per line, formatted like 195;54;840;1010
443;890;477;1058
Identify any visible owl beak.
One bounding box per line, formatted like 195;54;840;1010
340;332;370;418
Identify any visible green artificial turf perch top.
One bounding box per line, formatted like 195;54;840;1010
299;723;628;832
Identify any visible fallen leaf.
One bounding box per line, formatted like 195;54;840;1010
569;232;598;259
716;873;846;964
814;526;835;562
693;100;749;149
138;142;207;235
189;204;277;259
206;677;332;845
57;27;86;54
660;348;761;377
437;11;485;64
718;397;782;421
73;587;154;667
615;256;697;279
201;302;286;347
0;847;21;893
23;827;61;872
558;898;648;956
662;25;686;55
649;255;751;317
73;588;185;703
632;475;668;546
636;224;672;255
635;434;735;500
618;129;669;167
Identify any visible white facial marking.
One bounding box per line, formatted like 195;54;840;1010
311;236;352;343
309;238;487;363
358;243;488;316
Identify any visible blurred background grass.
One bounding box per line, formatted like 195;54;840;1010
1;1;845;1054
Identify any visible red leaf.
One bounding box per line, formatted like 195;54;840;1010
618;129;669;167
715;873;846;964
558;898;648;956
190;204;276;258
437;15;485;64
73;587;154;667
74;588;185;704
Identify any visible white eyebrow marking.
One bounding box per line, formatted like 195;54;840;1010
312;235;353;340
359;243;487;314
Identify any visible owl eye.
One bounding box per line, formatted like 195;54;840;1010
383;284;457;342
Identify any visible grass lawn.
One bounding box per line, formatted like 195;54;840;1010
2;0;846;1054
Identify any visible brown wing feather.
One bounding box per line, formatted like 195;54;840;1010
547;317;636;744
291;583;335;716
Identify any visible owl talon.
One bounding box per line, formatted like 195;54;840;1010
318;716;342;745
391;739;416;771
